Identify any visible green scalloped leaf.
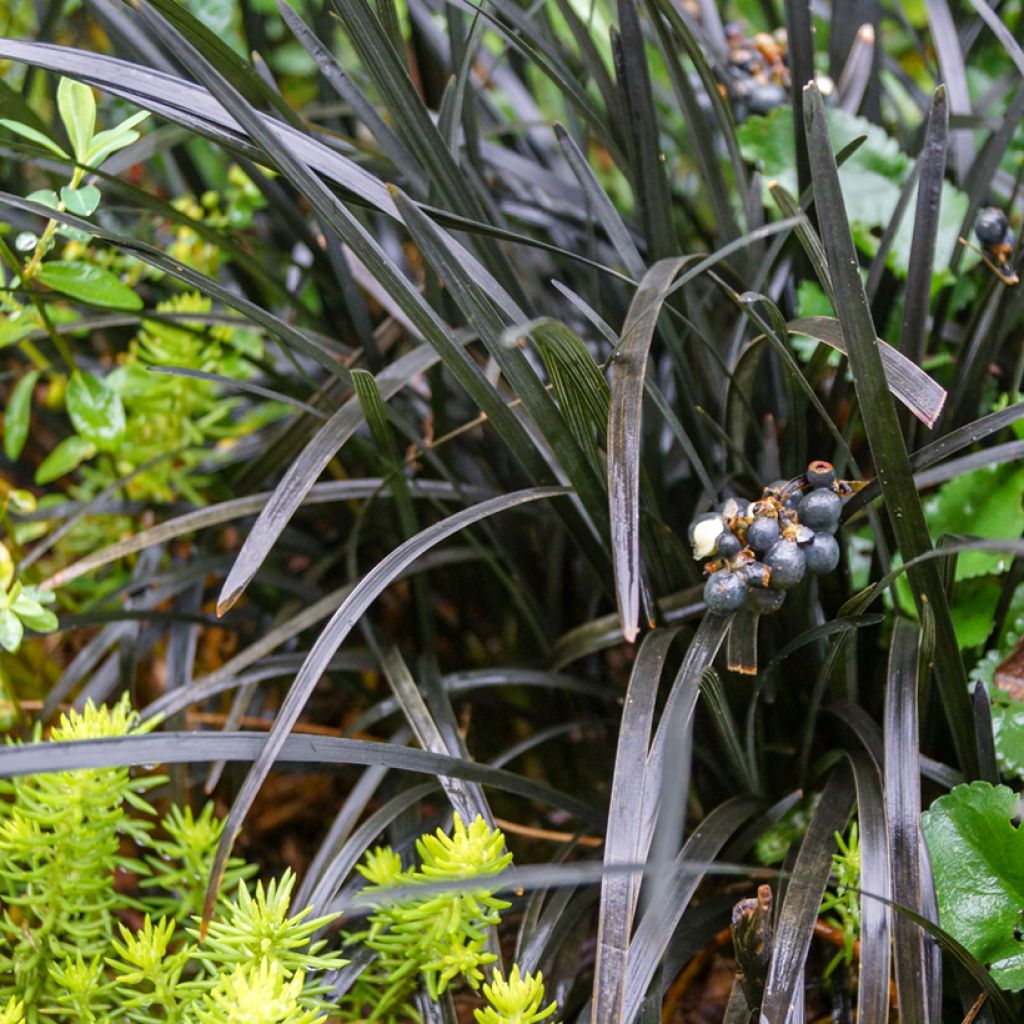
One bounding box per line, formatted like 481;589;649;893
923;781;1024;991
924;463;1024;581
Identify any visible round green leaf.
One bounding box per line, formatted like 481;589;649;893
60;184;101;217
922;781;1024;991
35;434;96;484
67;370;126;451
35;261;142;311
4;369;39;461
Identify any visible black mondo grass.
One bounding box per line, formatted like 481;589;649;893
0;1;1023;1022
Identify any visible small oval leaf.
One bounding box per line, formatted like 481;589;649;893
35;261;142;310
57;77;96;160
4;369;40;461
35;434;96;484
0;609;23;653
60;184;101;216
66;370;126;451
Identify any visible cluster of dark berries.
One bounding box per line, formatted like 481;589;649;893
690;461;848;615
974;207;1018;284
721;22;790;122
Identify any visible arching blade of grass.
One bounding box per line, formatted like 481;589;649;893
378;645;491;828
609;257;688;642
0;40;399;214
925;0;973;182
0;191;352;382
274;0;423;189
803;81;980;780
216;347;441;612
613;0;676;262
884;619;932;1021
39;477;478;591
144;0;305;130
201;487;569;928
845;751;892;1024
900;87;948;372
788;316;946;427
0;731;594;819
592;628;679;1024
620;797;761;1024
761;765;856;1022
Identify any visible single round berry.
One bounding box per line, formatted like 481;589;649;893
747;516;781;553
748;586;786;614
976;206;1010;247
764;539;806;589
716;531;743;559
805;460;836;489
703;570;748;613
742;560;772;589
748;81;787;115
804;533;840;574
797;488;842;531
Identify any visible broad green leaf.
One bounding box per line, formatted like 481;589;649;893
57;77;96;160
35;261;142;310
738;106;973;278
0;119;69;158
67;370;126;450
923;462;1024;579
25;189;59;209
3;369;39;461
922;782;1024;990
0;609;23;653
9;591;58;633
60;184;101;216
35;434;96;484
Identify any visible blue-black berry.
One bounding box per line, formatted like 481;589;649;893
797;488;842;532
804;533;840;574
765;539;806;589
704;570;748;613
742;561;772;589
976;207;1010;247
748;81;787;115
805;460;835;489
716;532;743;559
747;516;781;553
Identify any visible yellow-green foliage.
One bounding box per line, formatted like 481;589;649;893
343;813;515;1021
0;701;557;1024
0;697;343;1023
